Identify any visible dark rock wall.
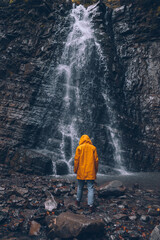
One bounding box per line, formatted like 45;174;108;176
110;1;160;170
0;0;160;173
0;0;72;167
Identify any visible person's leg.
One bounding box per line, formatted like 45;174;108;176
77;180;85;203
87;180;94;207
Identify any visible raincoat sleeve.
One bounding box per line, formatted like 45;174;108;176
74;147;81;173
94;148;99;174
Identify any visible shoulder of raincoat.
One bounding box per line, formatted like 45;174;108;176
74;135;98;180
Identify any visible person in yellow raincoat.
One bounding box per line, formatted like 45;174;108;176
74;135;98;211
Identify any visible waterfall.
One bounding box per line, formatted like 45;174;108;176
46;4;127;175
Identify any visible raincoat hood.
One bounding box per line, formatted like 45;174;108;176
79;135;92;145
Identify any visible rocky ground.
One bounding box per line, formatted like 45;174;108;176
0;164;160;240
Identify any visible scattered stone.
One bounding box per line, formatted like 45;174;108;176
103;216;112;224
29;220;41;236
129;215;137;221
14;187;28;197
8;195;26;207
44;191;58;211
113;213;128;220
140;215;150;222
150;225;160;240
98;181;126;197
0;164;160;239
8;218;23;231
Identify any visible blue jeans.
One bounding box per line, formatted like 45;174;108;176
77;180;94;206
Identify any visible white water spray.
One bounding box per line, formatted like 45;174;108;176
51;4;127;174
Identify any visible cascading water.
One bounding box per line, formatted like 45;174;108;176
44;4;127;175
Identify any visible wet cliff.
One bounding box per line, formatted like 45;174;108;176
0;0;160;174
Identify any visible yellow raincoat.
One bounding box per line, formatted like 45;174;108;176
74;135;98;180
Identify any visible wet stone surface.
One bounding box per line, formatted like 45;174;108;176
0;165;160;239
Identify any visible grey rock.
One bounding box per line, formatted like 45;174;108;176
44;191;58;211
140;215;150;222
56;160;69;175
113;213;128;220
98;180;126;197
129;215;137;221
150;225;160;240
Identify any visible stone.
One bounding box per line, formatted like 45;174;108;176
45;215;57;239
129;215;137;221
140;215;150;222
29;220;41;236
8;195;26;207
8;218;23;231
150;225;160;240
113;213;128;220
56;161;69;175
44;191;58;211
103;216;112;224
15;187;28;197
54;212;105;238
98;180;126;197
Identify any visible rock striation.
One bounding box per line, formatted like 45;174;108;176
0;0;72;171
0;0;160;173
110;0;160;171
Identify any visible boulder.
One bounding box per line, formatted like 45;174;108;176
54;212;105;238
98;180;126;197
56;160;69;175
9;149;53;175
150;225;160;240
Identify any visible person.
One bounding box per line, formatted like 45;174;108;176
74;135;98;212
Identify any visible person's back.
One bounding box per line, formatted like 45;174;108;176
74;135;98;180
74;135;98;212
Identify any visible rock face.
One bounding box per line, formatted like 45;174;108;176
110;0;160;171
0;0;72;172
0;0;160;173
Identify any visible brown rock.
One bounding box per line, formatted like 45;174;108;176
29;220;41;236
54;211;105;238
